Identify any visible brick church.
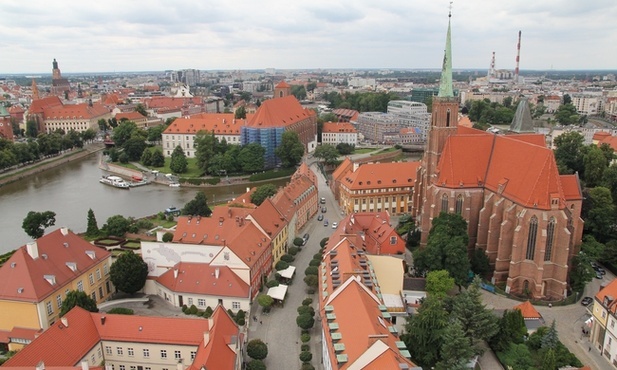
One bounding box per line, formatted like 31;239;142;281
411;14;584;300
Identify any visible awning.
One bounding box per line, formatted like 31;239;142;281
278;266;296;279
267;284;289;301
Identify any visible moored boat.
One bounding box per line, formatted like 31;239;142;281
99;175;130;189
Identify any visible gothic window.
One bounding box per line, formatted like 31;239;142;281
526;216;538;260
455;194;463;215
545;217;556;261
523;280;529;292
446;109;451;127
441;194;448;213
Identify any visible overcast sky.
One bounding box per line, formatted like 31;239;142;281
1;0;615;74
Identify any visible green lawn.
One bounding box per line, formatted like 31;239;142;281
371;147;398;155
352;148;377;154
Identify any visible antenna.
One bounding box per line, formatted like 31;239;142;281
515;30;522;84
448;1;453;17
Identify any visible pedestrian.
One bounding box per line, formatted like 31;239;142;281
548;303;552;308
589;346;592;352
260;320;263;325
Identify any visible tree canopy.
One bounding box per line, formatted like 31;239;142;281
182;192;212;217
110;251;148;295
313;144;340;165
275;131;305;168
553;131;585;175
85;209;99;237
170;145;188;174
250;184;278;206
22;210;56;239
60;290;98;316
247;339;268;360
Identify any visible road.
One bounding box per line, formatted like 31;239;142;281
247;162;343;370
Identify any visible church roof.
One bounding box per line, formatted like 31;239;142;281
510;98;535;133
436;127;572;210
437;14;454;98
275;80;290;88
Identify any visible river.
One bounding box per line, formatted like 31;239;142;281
0;153;289;254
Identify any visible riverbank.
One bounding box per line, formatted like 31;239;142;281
0;143;105;187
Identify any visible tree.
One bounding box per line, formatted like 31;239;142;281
470;248;491;278
251;184;278;206
22;210;56;239
123;137;147;161
162;232;174;242
583;144;608;187
194;131;217;173
238;143;265;172
86;209;99;237
570;250;595;292
246;360;266;370
304;274;319;288
111;121;138;147
26;120;38;138
170;145;188;173
336;143;355;155
150;148;165;167
256;294;274;309
585;186;616;242
403;296;449;368
235;105;247;119
436;319;474;370
182;192;212;217
247;338;268;360
541;320;558;350
554;103;579;125
275;131;305;168
296;313;315;330
81;128;96;143
102;215;132;237
490;309;527;352
291;85;307;100
140;148;153;166
60;290;98;316
553;131;585;175
425;270;454;298
313;144;339;165
299;351;313;363
135;103;148;117
413;213;470;288
563;94;572;105
451;276;499;352
110;251;148;295
542;349;556;370
497;343;534;370
146;125;166;143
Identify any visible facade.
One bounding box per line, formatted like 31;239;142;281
242;85;317;168
162;114;250;157
247;198;289;269
2;305;242;370
412;15;584;300
387;100;430;141
590;278;617;364
0;105;12;140
278;163;319;233
354;112;399;144
0;228;112;349
335;212;407;255
337;161;420;216
115;111;148;128
572;93;603;115
321;121;358;146
42;102;111;133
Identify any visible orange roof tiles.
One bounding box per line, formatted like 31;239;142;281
514;301;542;319
28;96;63;114
598;135;617;151
458;115;473;128
329;212;405;255
8;327;42;341
561;174;583;201
0;228;111;302
157;263;249;298
343;162;420;191
275;80;290;88
188;306;240;370
164;114;250;135
323;121;357;133
596;278;617;314
115;111;146;121
144;96;202;110
43;103;110;120
248;95;315;128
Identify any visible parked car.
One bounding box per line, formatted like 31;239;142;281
303;233;310;241
595;271;603;279
581;296;593;306
595;266;606;275
324;219;329;227
332;222;338;229
321;207;327;213
317;214;324;221
320;197;326;204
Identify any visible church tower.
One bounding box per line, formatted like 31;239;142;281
424;11;459;185
52;58;62;80
274;80;291;98
31;79;40;100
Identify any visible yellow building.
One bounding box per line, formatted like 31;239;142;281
0;228;112;350
591;279;617;354
247;198;290;269
336;161;420;215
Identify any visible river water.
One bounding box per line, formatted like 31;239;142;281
0;153;288;254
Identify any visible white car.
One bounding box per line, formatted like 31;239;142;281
331;222;338;229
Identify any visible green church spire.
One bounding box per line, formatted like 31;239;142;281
438;9;453;98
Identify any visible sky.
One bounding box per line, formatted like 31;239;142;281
1;0;616;74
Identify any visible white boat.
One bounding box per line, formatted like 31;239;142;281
169;182;180;188
100;175;130;189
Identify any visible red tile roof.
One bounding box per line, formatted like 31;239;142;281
156;263;249;298
8;327;42;341
164;114;250;135
115;111;146;121
561;174;583;201
598;135;617;151
247;96;315;128
249;198;286;238
28;96;63;114
275;81;290;88
329;212;405;255
343;162;420;191
188;306;240;370
144;96;202;110
596;278;617;314
0;228;111;302
43;103;110;120
514;300;542;319
323;121;357;133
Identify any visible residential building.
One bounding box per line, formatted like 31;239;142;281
387;100;430;141
42;102;111;133
115;111;148;128
334;212;406;256
412;13;584;300
2;305;242;370
247;198;289;269
332;108;359;123
274;163;319;233
321;121;358;146
26;95;65;133
161;113;251;157
337;161;420;216
0;105;12;140
572;93;603;115
241;82;317;168
354;112;399;144
591;278;617;362
0;228;112;350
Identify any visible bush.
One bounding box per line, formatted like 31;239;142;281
313;253;322;260
249;167;296;182
301;333;311;343
302;298;313;306
320;237;329;248
162;232;173;242
266;280;280;288
247;339;268;360
107;307;134;315
296;313;315;330
304;266;318;276
309;259;320;267
301;364;315;370
204;306;214;318
301;344;310;352
181;304;188;313
246;359;266;370
294;237;305;247
274;272;282;281
299;351;313;363
189;304;198;315
134;218;154;230
275;260;290;271
297;305;315;316
304;275;319;288
288;246;299;255
307;288;315;295
280;254;295;263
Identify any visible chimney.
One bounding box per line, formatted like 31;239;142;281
60;227;69;236
173;269;178;279
26;242;39;259
61;317;68;328
203;331;211;347
81;360;90;370
101;316;106;325
36;361;45;370
215;268;220;279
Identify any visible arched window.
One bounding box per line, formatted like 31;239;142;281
526;216;538;260
523;280;529;292
441;194;448;213
446;109;451;127
545;217;556;261
455;194;464;215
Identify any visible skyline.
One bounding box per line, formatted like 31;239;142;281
1;0;616;74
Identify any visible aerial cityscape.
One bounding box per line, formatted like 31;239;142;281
1;1;617;370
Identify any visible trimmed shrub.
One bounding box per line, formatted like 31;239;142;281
288;246;299;255
189;304;198;315
247;339;268;360
297;305;315;316
301;364;315;370
266;280;280;288
246;359;266;370
304;266;318;276
107;307;134;315
320;237;329;248
204;306;214;318
301;333;311;343
274;272;282;281
301;344;310;352
302;298;313;306
275;260;289;271
309;259;320;267
280;254;295;263
162;232;173;242
300;351;313;363
293;237;304;247
181;304;188;313
313;253;322;260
